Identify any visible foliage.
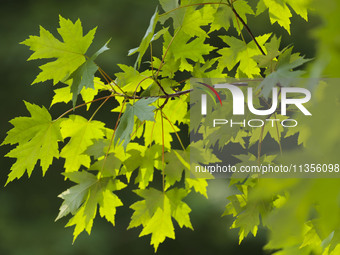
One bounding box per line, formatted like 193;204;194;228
2;0;340;253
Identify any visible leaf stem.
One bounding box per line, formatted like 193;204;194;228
54;94;115;121
160;108;166;193
121;89;193;100
99;99;127;177
155;28;181;79
161;111;186;151
89;95;111;121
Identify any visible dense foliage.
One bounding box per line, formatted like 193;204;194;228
2;0;340;254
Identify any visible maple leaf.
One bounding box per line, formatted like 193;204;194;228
166;188;193;229
21;15;96;85
2;102;63;184
56;171;98;221
60;115;106;172
159;0;178;12
128;8;164;69
114;98;158;150
257;0;292;34
128;187;194;251
180;5;215;38
114;64;154;93
258;47;312;98
124;145;162;189
88;153;121;178
217;34;271;77
210;5;233;32
163;31;216;72
51;77;105;110
143;97;187;149
253;35;282;71
257;0;309;34
58;172;126;241
248;115;288;147
68;40;110;106
129;189;173;251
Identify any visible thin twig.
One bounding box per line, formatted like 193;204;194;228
160;108;166;193
118;89;193;100
155;28;181;79
231;6;266;56
54;94;115;121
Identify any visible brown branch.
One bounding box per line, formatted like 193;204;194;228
231;6;266;56
154;78;169;96
117;89;193;100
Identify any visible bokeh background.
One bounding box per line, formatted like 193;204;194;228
0;1;319;254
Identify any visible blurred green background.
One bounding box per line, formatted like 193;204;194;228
0;0;319;254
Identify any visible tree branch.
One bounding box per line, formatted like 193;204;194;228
231;6;266;56
116;89;193;100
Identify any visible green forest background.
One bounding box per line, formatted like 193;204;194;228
0;0;320;254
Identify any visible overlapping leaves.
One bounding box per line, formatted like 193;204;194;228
2;0;322;253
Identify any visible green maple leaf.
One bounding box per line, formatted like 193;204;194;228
210;5;233;32
218;34;271;77
163;31;216;72
164;150;187;187
257;0;292;34
114;98;158;150
129;188;165;228
258;47;312;98
51;77;105;110
166;188;193;229
84;139;110;159
59;172;126;241
192;58;227;78
129;188;176;252
140;205;175;252
222;181;270;244
180;5;215;38
21;15;96;85
257;0;309;34
60;115;106;172
253;35;282;71
164;143;216;197
144;97;188;149
285;0;309;21
152;56;180;79
231;205;260;244
248;115;288;147
56;171;98;221
128;8;163;69
124;145;162;189
115;64;154;93
69;60;98;106
159;0;178;12
2;102;63;184
68;40;110;106
128;187;193;251
232;0;255;33
88;153;121;178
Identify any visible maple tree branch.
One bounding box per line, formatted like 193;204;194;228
54;94;115;121
230;6;266;56
159;97;170;110
115;89;193;100
155;28;181;79
154;78;169;96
